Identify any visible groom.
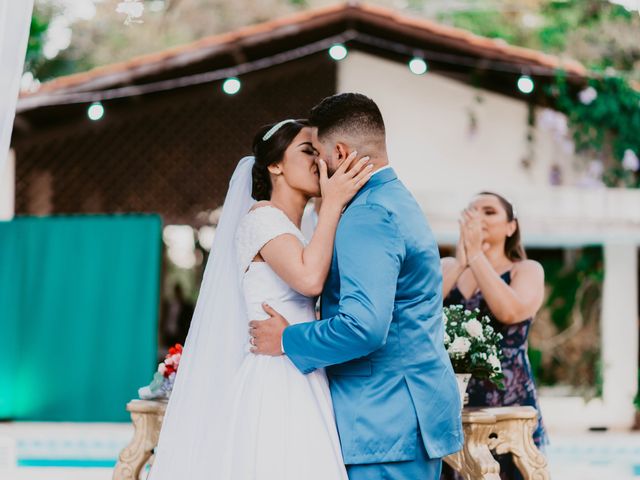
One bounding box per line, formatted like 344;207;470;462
251;93;463;479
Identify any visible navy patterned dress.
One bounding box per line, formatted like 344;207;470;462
442;270;548;479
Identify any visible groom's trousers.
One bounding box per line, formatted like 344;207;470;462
345;432;442;480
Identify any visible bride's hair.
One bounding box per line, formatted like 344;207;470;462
251;119;309;201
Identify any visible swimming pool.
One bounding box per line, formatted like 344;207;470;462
2;423;640;479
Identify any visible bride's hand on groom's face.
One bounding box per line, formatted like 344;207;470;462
249;303;289;356
319;151;373;209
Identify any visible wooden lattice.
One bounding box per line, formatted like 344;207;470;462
14;54;336;226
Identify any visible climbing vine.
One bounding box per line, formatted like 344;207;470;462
552;73;640;188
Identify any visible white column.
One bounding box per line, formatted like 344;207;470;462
0;148;14;220
601;242;639;428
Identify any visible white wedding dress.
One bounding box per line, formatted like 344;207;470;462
212;205;347;480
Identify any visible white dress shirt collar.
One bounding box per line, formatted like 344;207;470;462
370;165;392;178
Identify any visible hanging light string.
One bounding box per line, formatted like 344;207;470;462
18;28;589;112
18;31;358;112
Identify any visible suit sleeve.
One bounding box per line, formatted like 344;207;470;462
282;204;405;374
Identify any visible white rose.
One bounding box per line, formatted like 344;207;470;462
464;319;484;338
442;312;448;324
488;355;501;371
157;363;167;375
444;331;451;345
448;336;471;357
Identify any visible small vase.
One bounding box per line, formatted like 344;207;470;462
455;373;471;407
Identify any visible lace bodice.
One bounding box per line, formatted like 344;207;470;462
235;206;306;275
235;205;314;325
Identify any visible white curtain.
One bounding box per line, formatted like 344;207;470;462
0;0;34;180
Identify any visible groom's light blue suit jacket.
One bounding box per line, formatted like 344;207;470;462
283;168;463;465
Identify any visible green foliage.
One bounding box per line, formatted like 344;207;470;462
24;2;85;81
527;347;542;382
440;0;640;82
25;7;51;72
542;246;603;332
538;0;633;51
438;9;525;46
553;73;640;188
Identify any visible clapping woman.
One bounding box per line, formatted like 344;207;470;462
440;192;548;479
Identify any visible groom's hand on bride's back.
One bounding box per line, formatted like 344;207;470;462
249;303;289;356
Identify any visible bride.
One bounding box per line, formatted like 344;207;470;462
148;118;372;479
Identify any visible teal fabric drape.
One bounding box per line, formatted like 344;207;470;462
0;215;161;421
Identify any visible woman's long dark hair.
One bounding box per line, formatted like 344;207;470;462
478;191;526;261
251;119;309;201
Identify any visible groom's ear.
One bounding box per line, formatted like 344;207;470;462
335;142;349;162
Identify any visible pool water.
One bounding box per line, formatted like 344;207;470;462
2;424;640;479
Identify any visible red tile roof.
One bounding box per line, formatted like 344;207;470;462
24;2;587;98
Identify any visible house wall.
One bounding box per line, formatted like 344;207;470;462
337;51;579;196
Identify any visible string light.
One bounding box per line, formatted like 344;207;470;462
87;102;104;121
222;77;241;95
328;44;348;61
409;57;428;75
21;32;584;112
517;74;534;94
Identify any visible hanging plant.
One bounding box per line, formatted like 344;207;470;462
551;72;640;188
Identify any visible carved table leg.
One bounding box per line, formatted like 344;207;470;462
113;410;162;480
445;423;501;480
489;417;549;480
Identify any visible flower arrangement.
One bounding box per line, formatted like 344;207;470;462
444;305;504;389
138;344;183;400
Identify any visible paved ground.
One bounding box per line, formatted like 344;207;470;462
1;422;639;479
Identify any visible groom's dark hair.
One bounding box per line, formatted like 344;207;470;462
309;93;385;140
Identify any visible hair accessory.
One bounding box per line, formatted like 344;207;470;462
262;119;297;141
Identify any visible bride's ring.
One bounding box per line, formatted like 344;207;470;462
250;336;256;346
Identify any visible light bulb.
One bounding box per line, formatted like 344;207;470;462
87;102;104;121
328;44;348;61
517;75;534;94
409;58;428;75
223;77;241;95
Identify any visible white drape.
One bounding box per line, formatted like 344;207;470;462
0;0;34;180
149;157;257;479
